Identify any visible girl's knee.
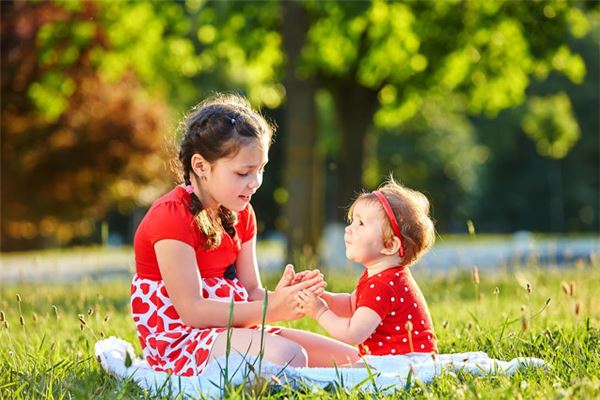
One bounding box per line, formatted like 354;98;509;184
274;340;308;368
211;329;308;367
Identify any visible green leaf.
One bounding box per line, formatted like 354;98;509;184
521;93;581;159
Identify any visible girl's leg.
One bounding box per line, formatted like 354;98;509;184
277;327;360;367
207;328;308;367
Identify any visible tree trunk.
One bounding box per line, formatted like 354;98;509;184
281;2;323;262
330;81;379;221
549;158;565;232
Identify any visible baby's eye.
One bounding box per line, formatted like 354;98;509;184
236;172;249;177
358;220;364;226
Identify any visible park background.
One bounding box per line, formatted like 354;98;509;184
1;1;600;398
2;0;598;260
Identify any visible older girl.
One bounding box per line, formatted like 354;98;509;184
131;94;359;376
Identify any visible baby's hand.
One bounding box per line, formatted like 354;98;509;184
291;269;326;296
291;269;317;284
295;289;328;320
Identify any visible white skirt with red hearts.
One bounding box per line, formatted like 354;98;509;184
130;274;280;376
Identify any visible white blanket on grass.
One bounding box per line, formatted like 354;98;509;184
95;337;546;398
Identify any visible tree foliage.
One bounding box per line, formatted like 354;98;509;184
522;93;581;159
1;1;173;250
1;0;596;251
274;0;591;236
472;15;599;232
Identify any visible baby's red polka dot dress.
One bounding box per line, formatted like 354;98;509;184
355;266;437;356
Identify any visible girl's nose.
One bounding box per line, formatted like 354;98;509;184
249;173;262;189
344;225;351;234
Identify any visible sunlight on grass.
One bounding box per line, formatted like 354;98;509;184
1;263;599;398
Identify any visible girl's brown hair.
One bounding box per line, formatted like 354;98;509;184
176;93;275;249
348;176;435;266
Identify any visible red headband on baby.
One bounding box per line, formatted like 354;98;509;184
373;190;405;257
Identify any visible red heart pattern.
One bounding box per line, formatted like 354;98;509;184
214;285;231;298
140;283;150;294
130;275;281;377
131;297;150;314
163;305;179;320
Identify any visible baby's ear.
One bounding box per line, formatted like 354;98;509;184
381;236;402;256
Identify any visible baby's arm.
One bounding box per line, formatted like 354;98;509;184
296;291;380;345
294;271;355;317
319;291;355;318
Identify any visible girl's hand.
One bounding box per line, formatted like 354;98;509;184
290;269;312;285
295;289;328;320
275;264;296;291
269;273;324;321
291;269;327;296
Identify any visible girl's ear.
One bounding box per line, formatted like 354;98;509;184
191;153;210;177
381;236;402;256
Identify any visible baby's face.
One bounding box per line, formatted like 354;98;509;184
344;200;387;265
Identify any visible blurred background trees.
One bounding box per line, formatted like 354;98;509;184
1;0;598;254
1;1;171;250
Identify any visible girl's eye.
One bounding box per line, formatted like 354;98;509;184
357;220;364;226
237;172;249;177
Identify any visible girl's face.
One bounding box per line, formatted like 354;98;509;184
344;200;387;266
203;139;269;212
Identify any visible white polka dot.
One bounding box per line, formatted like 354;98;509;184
378;342;383;346
370;284;375;289
389;281;394;285
415;331;419;335
391;349;396;354
402;338;407;343
421;344;425;349
391;311;396;316
396;272;400;276
396;326;400;331
386;336;391;340
376;296;381;301
404;287;409;292
427;335;431;340
377;273;382;277
421;320;425;325
408;314;412;320
379;322;383;326
391;297;395;302
400;298;404;303
413;303;417;308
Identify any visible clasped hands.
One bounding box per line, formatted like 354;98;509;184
270;264;328;321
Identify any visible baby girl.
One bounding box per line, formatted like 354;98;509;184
296;177;437;357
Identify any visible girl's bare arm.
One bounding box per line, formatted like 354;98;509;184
155;239;320;328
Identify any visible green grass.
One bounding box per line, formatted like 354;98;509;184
1;262;599;399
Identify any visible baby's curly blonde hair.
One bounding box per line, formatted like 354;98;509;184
348;176;435;266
